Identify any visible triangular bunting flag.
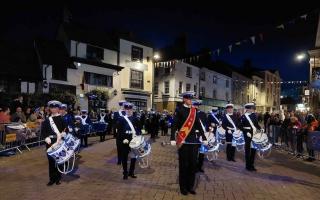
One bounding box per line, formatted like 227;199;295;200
300;14;307;20
277;24;285;29
250;36;255;45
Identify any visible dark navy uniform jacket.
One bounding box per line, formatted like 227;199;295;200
170;105;206;144
208;112;220;126
117;115;141;142
239;113;261;137
41;115;67;149
97;113;108;123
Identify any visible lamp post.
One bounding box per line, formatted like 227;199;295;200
151;52;160;110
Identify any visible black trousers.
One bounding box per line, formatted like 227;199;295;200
116;138;122;164
178;144;199;193
226;132;235;160
198;153;204;170
47;155;61;182
121;143;136;175
80;134;88;147
244;134;256;169
99;131;106;142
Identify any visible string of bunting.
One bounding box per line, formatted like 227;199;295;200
154;9;319;66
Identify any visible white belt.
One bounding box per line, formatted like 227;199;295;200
243;127;251;130
227;127;235;130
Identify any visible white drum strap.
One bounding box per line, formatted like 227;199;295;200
199;119;206;133
119;110;123;117
210;112;220;124
244;113;257;133
123;116;136;137
226;114;237;131
100;114;106;123
81;116;88;125
49;116;61;135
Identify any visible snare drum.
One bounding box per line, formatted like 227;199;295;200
47;141;74;165
64;134;80;151
129;136;151;158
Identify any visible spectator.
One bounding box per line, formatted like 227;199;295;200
11;106;27;123
264;111;271;130
304;114;318;162
0;106;11;124
10;95;23;113
27;109;38;122
25;107;31;120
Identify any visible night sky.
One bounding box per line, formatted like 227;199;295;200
2;1;319;92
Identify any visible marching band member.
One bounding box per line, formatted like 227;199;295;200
208;108;221;135
113;100;127;165
41;100;66;186
239;103;262;171
60;104;75;135
170;92;208;196
78;110;92;148
97;109;108;142
117;102;141;179
192;100;209;173
222;103;238;162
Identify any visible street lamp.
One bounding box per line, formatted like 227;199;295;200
295;52;307;61
151;52;161;110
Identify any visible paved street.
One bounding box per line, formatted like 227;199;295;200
0;136;320;200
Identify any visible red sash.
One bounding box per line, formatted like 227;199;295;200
176;106;196;148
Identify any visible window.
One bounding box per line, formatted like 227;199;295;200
131;46;143;62
200;87;205;97
226;92;229;101
52;65;67;81
200;71;205;81
164;81;170;94
86;45;104;60
84;72;113;87
179;81;183;94
164;67;171;75
130;70;143;89
194;85;197;94
186;67;192;78
186;83;191;91
213;76;217;84
213;89;216;99
154;82;159;95
226;80;229;88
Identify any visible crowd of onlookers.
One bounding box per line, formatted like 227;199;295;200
262;110;320;162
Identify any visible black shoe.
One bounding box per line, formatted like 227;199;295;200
251;167;257;171
188;190;196;195
123;175;128;180
231;159;236;162
180;190;188;195
47;181;55;186
198;169;204;173
55;181;61;185
129;174;137;178
246;167;253;171
117;162;121;165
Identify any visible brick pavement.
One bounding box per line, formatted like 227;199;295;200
0;136;320;200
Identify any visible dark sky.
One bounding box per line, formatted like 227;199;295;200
2;1;319;86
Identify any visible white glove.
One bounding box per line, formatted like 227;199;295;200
260;129;264;133
45;137;51;145
202;140;208;146
170;140;176;146
247;133;252;138
61;132;66;138
228;130;232;134
123;139;129;144
211;123;216;128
